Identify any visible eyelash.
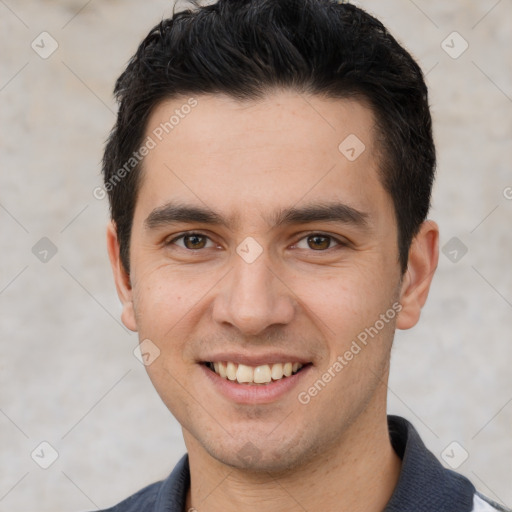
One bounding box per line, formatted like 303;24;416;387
293;233;346;250
167;232;217;250
166;231;347;251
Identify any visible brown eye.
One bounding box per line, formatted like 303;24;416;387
183;234;208;249
170;233;214;250
307;235;332;250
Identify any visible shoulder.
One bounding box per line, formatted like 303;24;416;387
472;492;512;512
91;454;190;512
94;481;163;512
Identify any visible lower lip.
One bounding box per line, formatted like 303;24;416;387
200;364;312;404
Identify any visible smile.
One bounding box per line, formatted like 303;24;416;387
204;361;308;385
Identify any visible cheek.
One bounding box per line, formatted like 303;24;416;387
132;271;202;404
132;269;189;336
286;262;392;334
131;265;223;342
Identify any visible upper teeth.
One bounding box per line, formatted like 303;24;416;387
211;362;303;384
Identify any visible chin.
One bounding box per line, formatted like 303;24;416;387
217;450;300;474
204;434;315;475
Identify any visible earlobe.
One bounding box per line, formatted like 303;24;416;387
396;220;439;330
106;222;138;332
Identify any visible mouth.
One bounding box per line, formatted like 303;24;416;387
202;361;311;385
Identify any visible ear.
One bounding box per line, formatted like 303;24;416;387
106;222;138;332
396;220;439;330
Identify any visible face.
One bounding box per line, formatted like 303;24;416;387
108;91;436;473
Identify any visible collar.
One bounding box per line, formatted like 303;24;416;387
148;415;476;511
384;415;475;511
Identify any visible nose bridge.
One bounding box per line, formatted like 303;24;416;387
212;244;295;335
233;253;273;305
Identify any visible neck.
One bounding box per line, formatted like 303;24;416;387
184;408;401;512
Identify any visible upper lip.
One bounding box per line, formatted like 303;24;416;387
199;352;312;366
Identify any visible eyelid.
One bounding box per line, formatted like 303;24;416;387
164;230;349;251
166;231;217;249
292;232;349;250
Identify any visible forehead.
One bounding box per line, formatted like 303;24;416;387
136;91;390;228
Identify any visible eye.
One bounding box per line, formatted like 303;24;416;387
294;233;344;251
169;233;215;250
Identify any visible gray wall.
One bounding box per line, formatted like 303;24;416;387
1;1;511;510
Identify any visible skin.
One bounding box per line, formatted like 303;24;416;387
107;90;439;512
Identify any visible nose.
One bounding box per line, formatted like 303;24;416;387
211;248;296;336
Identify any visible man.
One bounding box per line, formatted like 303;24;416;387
99;0;509;510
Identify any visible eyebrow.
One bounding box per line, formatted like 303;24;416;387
270;202;370;230
144;201;370;231
144;203;226;230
